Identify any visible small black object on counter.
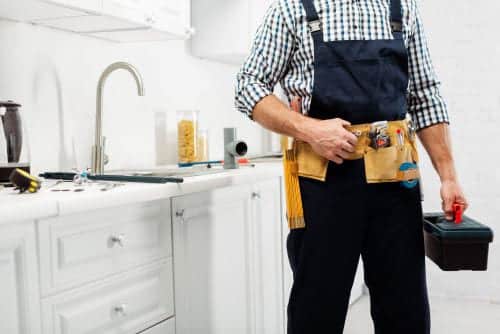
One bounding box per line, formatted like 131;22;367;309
424;213;493;271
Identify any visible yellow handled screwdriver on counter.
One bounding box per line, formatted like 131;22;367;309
9;168;42;193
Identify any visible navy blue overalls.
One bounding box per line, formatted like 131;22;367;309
286;0;431;333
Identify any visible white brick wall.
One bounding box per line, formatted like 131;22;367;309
418;0;500;302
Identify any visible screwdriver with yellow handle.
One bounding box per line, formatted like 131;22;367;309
9;168;42;193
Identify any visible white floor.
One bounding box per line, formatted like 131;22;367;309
344;296;500;334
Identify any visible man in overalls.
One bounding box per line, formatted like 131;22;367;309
236;0;467;333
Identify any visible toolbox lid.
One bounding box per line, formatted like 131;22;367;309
424;213;494;242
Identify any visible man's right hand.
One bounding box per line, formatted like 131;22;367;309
291;97;358;165
305;118;358;164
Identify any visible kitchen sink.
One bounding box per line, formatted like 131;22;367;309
110;165;229;178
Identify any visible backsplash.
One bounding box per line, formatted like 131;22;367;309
0;19;265;174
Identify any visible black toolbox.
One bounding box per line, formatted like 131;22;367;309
423;213;494;271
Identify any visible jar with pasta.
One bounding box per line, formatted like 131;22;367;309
177;110;199;163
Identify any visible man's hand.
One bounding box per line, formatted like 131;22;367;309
441;180;468;221
290;97;357;164
418;123;469;219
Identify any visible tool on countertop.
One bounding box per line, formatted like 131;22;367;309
9;168;41;193
39;172;184;184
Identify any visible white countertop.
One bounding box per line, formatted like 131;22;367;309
0;162;283;224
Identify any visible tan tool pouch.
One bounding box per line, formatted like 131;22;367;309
295;119;419;184
295;140;329;182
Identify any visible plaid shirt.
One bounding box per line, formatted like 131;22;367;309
235;0;449;130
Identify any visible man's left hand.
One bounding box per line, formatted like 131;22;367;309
441;179;468;220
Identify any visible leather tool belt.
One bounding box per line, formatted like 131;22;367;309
295;117;419;183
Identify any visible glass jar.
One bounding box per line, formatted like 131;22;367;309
177;110;199;163
195;129;209;162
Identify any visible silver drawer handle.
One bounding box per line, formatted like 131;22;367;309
113;303;128;316
251;192;261;199
109;234;125;248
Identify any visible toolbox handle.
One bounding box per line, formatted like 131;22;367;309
453;203;464;224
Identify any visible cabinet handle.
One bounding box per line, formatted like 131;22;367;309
113;303;128;317
251;192;261;199
176;209;185;218
109;234;126;248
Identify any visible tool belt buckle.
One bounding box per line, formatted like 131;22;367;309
369;121;391;149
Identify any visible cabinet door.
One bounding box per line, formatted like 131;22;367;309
42;0;102;13
251;178;286;334
172;184;256;334
191;0;275;64
146;0;189;36
0;222;42;334
141;318;175;334
0;0;85;21
101;0;150;26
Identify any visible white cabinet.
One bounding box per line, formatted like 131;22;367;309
42;0;102;13
172;178;285;334
38;201;172;296
0;0;86;21
0;0;191;42
41;259;174;334
141;318;175;334
0;222;42;334
250;179;286;334
191;0;274;64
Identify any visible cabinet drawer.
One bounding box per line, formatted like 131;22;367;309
38;201;172;296
141;317;175;334
42;259;174;334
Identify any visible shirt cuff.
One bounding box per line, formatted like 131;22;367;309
235;82;273;120
411;102;450;130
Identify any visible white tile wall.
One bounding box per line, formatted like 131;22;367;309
419;0;500;302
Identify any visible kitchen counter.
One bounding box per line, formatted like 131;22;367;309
0;162;283;224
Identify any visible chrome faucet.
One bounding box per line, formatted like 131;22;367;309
91;62;145;174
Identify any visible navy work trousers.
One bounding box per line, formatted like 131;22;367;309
286;160;431;334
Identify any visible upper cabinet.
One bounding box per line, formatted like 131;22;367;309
191;0;274;65
0;0;193;42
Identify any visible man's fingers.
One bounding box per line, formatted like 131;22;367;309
343;131;358;145
337;119;351;127
442;197;455;220
340;141;356;153
331;155;344;164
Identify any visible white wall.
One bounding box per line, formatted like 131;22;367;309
418;0;500;302
0;19;265;173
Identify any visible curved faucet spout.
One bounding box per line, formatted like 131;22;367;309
92;62;145;174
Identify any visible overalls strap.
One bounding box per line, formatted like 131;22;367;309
390;0;404;39
301;0;404;39
300;0;323;43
